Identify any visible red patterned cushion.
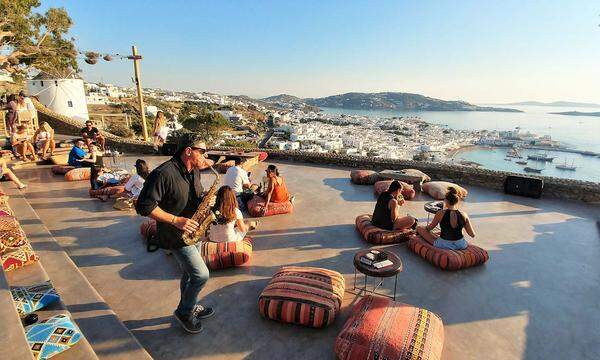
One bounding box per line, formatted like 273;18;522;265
199;237;252;270
335;295;444;360
408;234;489;271
64;167;91;181
373;180;416;200
51;165;75;175
259;266;345;328
1;243;39;271
355;215;413;244
247;195;293;217
350;170;378;185
258;152;268;162
0;215;27;250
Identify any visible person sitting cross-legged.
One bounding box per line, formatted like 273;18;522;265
223;157;257;210
416;186;476;250
371;180;416;231
81;120;105;152
208;186;258;243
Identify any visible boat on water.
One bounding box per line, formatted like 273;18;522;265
527;152;556;162
516;160;528;165
506;148;523;158
555;159;576;171
504;158;512;161
524;166;543;173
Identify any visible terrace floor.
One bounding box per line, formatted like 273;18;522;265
13;157;600;360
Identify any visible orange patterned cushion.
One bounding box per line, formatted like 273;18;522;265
259;266;345;328
1;243;39;271
0;215;27;250
335;295;444;360
408;234;489;270
350;170;378;185
373;180;416;200
355;214;413;244
247;195;293;217
64;167;91;181
199;237;252;270
51;165;75;175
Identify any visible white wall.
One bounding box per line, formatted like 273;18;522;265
27;78;89;122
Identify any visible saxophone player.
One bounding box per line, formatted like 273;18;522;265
136;134;214;333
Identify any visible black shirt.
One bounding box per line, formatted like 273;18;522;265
372;193;394;230
81;126;100;138
135;156;204;249
439;210;465;241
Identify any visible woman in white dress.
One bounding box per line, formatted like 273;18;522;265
208;186;248;243
152;111;169;150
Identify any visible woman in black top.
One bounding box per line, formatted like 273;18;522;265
416;187;476;250
371;180;416;231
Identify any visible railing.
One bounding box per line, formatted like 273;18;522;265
88;113;131;130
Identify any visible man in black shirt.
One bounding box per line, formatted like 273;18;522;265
81;120;105;152
136;134;214;333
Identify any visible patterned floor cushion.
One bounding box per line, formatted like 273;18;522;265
247;195;293;217
25;314;82;360
378;169;431;190
422;181;468;200
49;153;69;165
335;295;444;360
88;185;126;198
0;215;28;250
64;167;91;181
199;237;253;270
259;266;345;328
373;180;416;200
0;203;14;216
11;281;60;316
350;170;379;185
355;214;414;245
2;243;39;271
50;165;75;175
408;234;489;271
258;152;269;162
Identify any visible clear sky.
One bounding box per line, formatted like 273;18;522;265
40;0;599;103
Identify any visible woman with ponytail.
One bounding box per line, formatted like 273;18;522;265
371;180;416;231
416;186;476;250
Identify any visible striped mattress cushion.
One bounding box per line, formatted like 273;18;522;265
355;214;413;245
408;234;489;271
350;170;379;185
259;266;345;328
247;195;293;217
335;295;444;360
199;237;252;270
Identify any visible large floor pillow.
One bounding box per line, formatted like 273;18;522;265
199;237;252;270
49;153;69;165
258;152;268;162
64;167;91;181
11;281;60;316
355;215;413;245
335;295;444;360
350;170;378;185
1;243;39;271
88;185;126;198
422;181;468;200
0;215;28;251
247;195;293;217
373;180;416;200
25;314;82;360
378;169;431;190
259;266;345;328
408;234;489;271
51;165;74;175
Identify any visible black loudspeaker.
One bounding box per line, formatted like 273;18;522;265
504;175;544;198
161;143;178;156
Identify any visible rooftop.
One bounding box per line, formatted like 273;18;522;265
8;158;600;359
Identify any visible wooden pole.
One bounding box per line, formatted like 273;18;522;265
131;45;149;141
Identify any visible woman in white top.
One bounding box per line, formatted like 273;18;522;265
124;159;150;199
33;122;56;159
152;111;169;150
208;186;248;243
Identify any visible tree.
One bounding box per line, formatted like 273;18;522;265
180;103;230;143
1;0;78;80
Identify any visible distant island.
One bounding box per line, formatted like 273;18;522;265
550;111;600;117
263;92;522;112
502;101;600;108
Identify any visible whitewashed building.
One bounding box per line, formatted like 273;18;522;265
27;74;89;122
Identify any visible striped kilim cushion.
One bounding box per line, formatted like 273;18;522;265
408;234;489;271
199;237;252;270
259;266;345;328
373;180;416;200
51;165;75;175
25;314;82;360
335;295;444;360
0;215;28;250
0;194;9;206
89;185;126;198
1;243;39;271
64;167;91;181
350;170;379;185
247;196;293;217
355;215;413;245
11;281;60;315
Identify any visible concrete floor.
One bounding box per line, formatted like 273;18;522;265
13;157;600;360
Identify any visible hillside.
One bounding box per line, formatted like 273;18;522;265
550;111;600;117
262;94;306;104
303;92;521;112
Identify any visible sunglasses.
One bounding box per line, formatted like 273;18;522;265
190;147;207;154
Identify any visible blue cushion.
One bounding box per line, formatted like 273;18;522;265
25;314;82;360
11;281;60;316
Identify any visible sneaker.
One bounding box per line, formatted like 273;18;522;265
173;310;203;334
193;304;215;320
289;195;296;205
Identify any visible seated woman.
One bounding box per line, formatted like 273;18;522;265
0;158;27;189
12;125;36;161
371;180;416;231
124;159;150;200
416;187;476;250
259;165;293;216
33;122;56;159
208;186;249;243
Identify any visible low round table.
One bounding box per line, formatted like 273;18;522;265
424;200;443;221
353;249;403;300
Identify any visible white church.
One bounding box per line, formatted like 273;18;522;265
26;73;89;123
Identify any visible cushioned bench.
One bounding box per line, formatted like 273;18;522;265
258;266;345;328
350;170;379;185
408;234;489;271
355;214;414;245
335;295;444;360
247;195;293;217
373;180;416;200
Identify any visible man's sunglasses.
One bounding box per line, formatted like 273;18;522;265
191;147;207;154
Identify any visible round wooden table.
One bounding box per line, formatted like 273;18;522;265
424;200;444;221
353;249;403;300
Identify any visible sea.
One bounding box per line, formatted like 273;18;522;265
320;105;600;183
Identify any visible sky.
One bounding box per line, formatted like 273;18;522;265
39;0;600;104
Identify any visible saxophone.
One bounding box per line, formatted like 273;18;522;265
182;165;220;246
